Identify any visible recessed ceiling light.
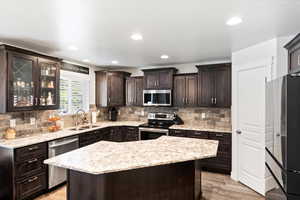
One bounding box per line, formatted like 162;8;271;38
161;55;169;59
68;45;78;51
82;59;90;63
112;60;119;64
131;33;143;41
226;17;243;26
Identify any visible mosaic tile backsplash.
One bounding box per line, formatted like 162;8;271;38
0;106;231;139
117;106;231;130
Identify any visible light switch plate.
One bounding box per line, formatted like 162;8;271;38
10;119;16;128
30;117;36;125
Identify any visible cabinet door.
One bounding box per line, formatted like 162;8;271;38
7;51;38;112
186;75;198;106
198;69;215;107
144;71;158;89
108;73;124;106
158;70;173;89
126;78;135;106
173;76;186;107
215;66;231;108
135;77;144;106
37;58;60;110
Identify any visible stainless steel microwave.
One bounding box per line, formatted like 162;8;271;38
143;90;172;106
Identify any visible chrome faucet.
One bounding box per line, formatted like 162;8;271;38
75;109;88;130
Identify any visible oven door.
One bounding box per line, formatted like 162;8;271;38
139;128;169;140
143;90;171;106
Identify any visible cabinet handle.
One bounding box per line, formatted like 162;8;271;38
28;176;38;183
28;146;39;151
35;98;38;106
214;98;217;105
215;133;223;137
27;158;38;164
298;55;300;66
211;97;214;104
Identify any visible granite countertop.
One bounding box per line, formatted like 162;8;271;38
0;121;145;149
44;136;218;175
169;124;232;133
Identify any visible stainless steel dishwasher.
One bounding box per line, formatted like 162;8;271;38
48;136;79;189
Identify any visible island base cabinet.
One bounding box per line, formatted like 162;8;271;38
67;161;201;200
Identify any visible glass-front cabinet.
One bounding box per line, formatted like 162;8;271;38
3;47;61;112
7;52;37;111
38;58;60;109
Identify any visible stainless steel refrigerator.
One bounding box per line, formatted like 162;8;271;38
265;74;300;200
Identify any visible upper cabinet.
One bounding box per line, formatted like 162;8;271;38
197;63;231;108
142;68;177;90
126;77;143;106
173;74;198;107
285;33;300;74
95;71;131;107
0;45;61;113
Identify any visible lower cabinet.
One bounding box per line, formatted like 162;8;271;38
16;172;47;200
169;129;232;174
79;126;139;147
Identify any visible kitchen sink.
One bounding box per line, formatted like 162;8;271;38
69;125;99;131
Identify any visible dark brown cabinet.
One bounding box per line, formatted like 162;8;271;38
142;68;177;90
197;63;231;108
126;77;143;106
285;33;300;74
173;74;198;107
169;129;231;174
95;71;131;107
0;45;61;113
122;126;139;141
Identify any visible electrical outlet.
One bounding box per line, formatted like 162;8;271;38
30;117;36;125
10;119;16;128
201;113;206;119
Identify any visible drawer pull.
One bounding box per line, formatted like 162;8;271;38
28;176;38;183
215;134;224;137
28;146;39;151
27;158;38;164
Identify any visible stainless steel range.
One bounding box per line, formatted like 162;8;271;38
139;113;175;140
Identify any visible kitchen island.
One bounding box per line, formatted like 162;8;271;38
44;136;218;200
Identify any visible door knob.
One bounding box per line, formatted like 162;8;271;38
236;130;242;134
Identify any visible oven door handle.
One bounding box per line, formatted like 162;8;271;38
139;128;169;134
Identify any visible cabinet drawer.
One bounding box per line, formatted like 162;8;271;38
16;172;47;200
15;143;47;162
291;48;300;72
187;131;209;139
15;156;46;179
208;132;231;143
169;130;187;137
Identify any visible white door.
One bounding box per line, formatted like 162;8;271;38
235;62;268;195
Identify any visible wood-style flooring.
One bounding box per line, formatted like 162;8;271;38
35;172;265;200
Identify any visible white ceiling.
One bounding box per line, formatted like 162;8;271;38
0;0;299;67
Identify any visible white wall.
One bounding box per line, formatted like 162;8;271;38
108;59;231;76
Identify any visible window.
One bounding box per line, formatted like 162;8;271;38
59;70;90;114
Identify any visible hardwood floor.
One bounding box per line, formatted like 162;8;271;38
35;172;265;200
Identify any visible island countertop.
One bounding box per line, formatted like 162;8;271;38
44;136;218;175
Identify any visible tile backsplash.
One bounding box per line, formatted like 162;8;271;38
117;106;231;130
0;106;231;139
